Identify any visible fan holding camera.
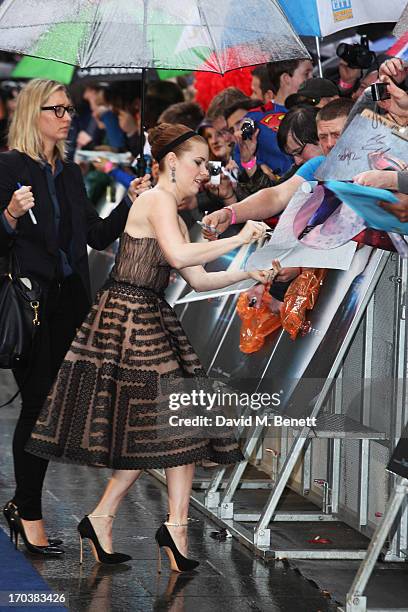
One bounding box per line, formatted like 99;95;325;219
238;117;259;174
221;97;293;203
325;36;377;98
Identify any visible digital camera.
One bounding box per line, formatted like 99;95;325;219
371;81;391;102
207;161;222;185
240;117;256;141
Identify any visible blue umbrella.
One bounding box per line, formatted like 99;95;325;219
278;0;405;37
278;0;406;75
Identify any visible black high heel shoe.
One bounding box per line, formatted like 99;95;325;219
2;501;63;546
77;515;132;565
155;521;199;573
11;511;64;556
2;501;16;542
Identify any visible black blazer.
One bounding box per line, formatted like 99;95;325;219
0;150;130;315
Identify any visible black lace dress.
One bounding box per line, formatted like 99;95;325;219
26;233;243;469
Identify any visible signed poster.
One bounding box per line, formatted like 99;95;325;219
315;110;408;181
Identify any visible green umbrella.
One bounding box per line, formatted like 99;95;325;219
0;0;309;170
0;0;308;73
12;57;74;84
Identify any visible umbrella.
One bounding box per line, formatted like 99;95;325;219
278;0;406;75
0;1;309;71
12;57;75;84
0;0;310;170
11;56;146;85
278;0;405;37
394;2;408;37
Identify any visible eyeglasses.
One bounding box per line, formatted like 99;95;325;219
41;105;76;118
286;142;306;157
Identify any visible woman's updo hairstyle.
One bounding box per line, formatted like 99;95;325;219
148;122;207;169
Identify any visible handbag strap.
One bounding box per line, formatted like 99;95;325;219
8;247;22;277
0;387;20;408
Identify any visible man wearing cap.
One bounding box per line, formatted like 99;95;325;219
285;78;340;110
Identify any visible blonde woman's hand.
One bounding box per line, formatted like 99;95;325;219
7;185;35;219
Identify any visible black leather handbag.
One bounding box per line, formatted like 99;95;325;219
0;251;41;369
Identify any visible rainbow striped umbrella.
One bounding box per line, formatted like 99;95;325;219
0;0;309;170
0;0;309;73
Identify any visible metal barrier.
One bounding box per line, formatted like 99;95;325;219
149;248;408;568
85;193;408;603
343;477;408;612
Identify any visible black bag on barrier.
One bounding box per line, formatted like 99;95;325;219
0;251;41;369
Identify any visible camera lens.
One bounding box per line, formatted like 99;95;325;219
207;162;221;176
336;43;347;60
241;118;255;141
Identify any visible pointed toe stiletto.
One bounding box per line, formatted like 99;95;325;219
77;515;132;565
2;501;17;542
155;522;199;573
10;512;64;556
2;501;63;547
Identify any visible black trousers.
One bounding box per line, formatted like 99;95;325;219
12;275;87;520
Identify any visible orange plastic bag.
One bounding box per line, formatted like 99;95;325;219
281;269;326;340
236;286;281;354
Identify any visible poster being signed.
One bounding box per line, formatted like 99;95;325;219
315;109;408;181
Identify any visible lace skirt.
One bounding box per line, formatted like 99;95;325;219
26;282;243;469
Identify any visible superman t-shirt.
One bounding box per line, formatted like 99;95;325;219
234;101;293;177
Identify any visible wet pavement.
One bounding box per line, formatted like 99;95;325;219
0;403;337;612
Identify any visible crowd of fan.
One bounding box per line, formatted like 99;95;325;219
2;43;408;309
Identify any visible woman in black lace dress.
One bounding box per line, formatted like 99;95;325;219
27;123;275;571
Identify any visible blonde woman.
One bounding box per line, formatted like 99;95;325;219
0;79;150;556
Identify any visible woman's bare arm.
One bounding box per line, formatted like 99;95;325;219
145;190;263;269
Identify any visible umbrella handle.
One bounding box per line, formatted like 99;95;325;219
137;68;147;177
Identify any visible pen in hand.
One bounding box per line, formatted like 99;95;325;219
196;220;221;235
197;219;273;236
17;182;37;225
